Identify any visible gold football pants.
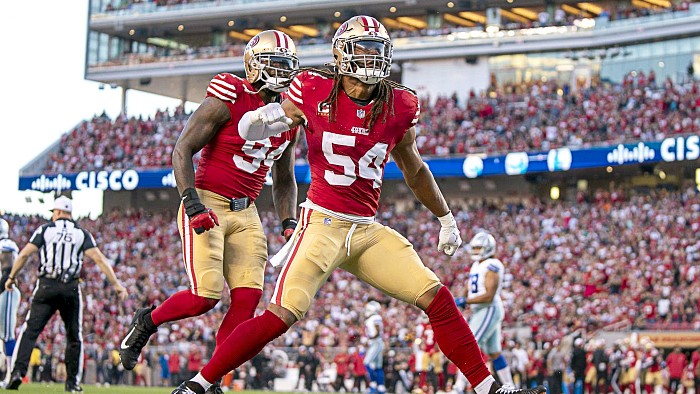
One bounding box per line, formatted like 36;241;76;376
177;189;267;298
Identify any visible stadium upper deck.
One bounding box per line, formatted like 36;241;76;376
87;0;700;104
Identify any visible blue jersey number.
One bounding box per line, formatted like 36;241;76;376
470;274;479;293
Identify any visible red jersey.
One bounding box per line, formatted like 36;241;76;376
195;73;296;200
417;322;436;352
287;71;419;216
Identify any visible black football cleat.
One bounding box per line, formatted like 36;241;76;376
5;372;23;390
489;383;547;394
206;381;225;394
119;305;157;370
65;382;84;392
172;381;206;394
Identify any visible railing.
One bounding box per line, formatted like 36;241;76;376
596;2;700;29
599;319;632;332
87;22;592;70
92;0;370;17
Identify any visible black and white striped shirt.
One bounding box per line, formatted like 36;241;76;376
29;219;96;283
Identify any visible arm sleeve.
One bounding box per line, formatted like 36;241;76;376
81;229;97;252
29;226;45;248
238;111;291;141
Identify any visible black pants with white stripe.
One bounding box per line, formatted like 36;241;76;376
11;278;82;386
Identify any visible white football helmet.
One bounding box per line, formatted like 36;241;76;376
0;219;8;239
332;15;392;85
364;300;381;318
244;30;299;92
468;232;496;261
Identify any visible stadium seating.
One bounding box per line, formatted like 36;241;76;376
4;185;698;379
42;79;700;175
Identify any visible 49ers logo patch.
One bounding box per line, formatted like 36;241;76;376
248;35;260;48
334;22;349;38
317;102;331;116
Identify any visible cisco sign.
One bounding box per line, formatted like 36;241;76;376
18;135;700;190
20;169;170;192
660;135;699;162
75;170;139;191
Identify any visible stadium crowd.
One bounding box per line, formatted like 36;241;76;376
42;77;700;174
3;183;699;389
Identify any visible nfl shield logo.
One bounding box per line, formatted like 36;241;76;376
357;109;366;119
324;217;332;225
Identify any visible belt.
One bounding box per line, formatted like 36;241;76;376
40;275;78;284
230;197;252;212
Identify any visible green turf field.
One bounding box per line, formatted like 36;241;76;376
11;384;301;393
5;383;171;393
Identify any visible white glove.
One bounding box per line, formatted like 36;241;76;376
437;211;462;256
251;102;293;126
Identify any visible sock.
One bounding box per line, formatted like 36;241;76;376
214;288;262;354
425;286;492;387
190;373;212;392
5;340;15;358
376;367;385;391
201;310;289;383
493;355;514;386
151;290;219;326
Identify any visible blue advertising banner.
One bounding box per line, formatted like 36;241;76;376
18;135;699;192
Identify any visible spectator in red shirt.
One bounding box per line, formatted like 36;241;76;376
691;347;700;394
350;347;367;392
666;347;688;394
642;298;657;323
333;346;351;392
188;347;202;376
169;351;182;385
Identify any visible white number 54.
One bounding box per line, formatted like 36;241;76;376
322;132;388;188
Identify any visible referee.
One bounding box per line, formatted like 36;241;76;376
4;196;128;392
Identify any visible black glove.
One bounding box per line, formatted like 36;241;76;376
281;218;298;241
182;188;219;234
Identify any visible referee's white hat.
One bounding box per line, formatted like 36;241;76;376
52;196;73;213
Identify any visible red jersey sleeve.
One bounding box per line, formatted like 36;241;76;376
205;73;240;103
392;87;421;142
287;71;306;109
411;95;421;125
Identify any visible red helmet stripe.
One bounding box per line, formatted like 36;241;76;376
274;31;281;47
283;32;289;48
360;16;370;32
370;17;380;31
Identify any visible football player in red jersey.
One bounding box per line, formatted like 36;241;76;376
119;30;300;394
173;16;546;394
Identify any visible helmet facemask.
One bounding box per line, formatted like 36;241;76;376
244;30;299;93
250;53;299;93
335;37;392;85
469;245;486;262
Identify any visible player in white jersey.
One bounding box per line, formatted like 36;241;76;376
0;219;20;383
363;301;385;394
461;232;513;386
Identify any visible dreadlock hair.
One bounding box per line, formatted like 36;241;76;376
298;66;416;131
